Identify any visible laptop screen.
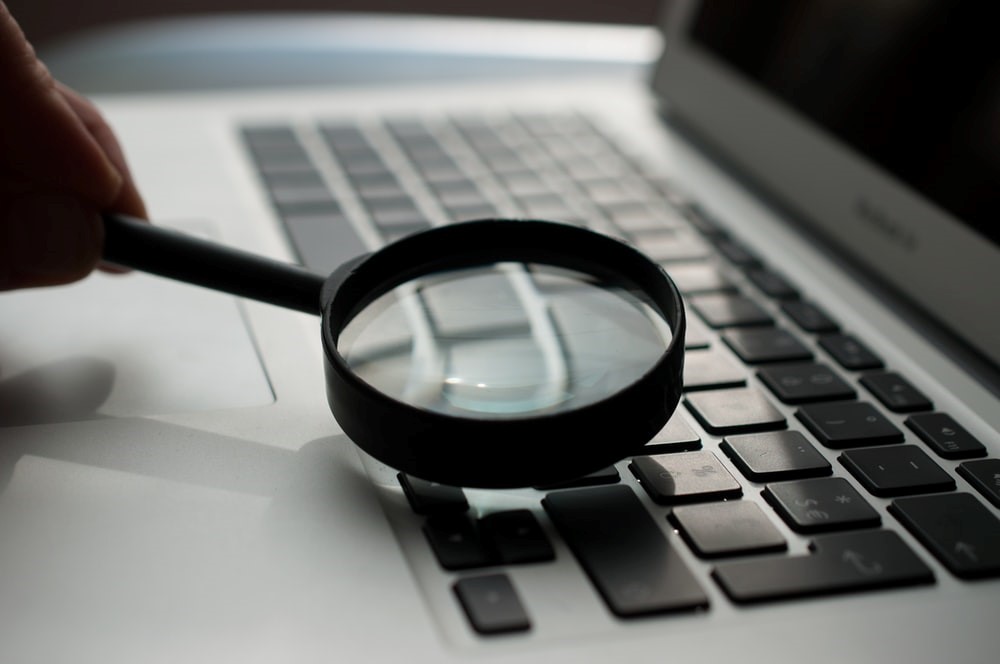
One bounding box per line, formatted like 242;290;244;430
653;0;1000;369
689;0;998;249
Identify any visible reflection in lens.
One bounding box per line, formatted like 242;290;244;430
337;262;673;419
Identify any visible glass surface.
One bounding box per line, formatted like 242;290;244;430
691;0;999;246
337;263;673;419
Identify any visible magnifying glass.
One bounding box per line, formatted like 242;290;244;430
102;214;685;488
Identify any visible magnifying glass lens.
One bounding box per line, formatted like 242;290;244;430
101;215;685;488
338;263;673;420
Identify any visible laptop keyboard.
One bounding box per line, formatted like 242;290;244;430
241;112;999;635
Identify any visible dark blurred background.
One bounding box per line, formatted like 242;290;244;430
9;1;660;46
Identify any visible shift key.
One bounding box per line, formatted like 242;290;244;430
543;485;708;617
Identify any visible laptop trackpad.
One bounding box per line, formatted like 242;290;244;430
0;221;274;425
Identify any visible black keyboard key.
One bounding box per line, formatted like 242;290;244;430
860;372;933;413
502;172;552;198
957;459;1000;508
889;493;1000;579
247;143;312;169
757;362;856;404
343;156;392;179
445;203;501;224
682;347;747;391
398;473;469;515
714;238;760;267
263;165;324;188
764;477;880;533
603;201;669;235
666;263;735;295
839;446;955;497
370;205;429;230
796;402;904;449
713;529;934;603
352;172;404;199
582;179;632;207
478;510;555;564
320;124;370;150
543;486;709;616
364;193;419;214
423;516;493;570
781;300;839;333
634;231;712;263
685;387;786;435
454;574;531;634
670;501;786;558
819;333;884;370
906;413;987;460
283;210;369;275
690;294;773;328
682;202;728;237
269;182;337;208
643;413;702;454
721;431;832;482
684;313;713;349
434;183;490;209
242;125;299;147
268;183;339;212
722;327;813;364
631;451;743;504
274;182;337;205
747;268;799;300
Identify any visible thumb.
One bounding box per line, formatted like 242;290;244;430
0;192;102;290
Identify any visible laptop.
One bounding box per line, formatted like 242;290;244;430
2;1;998;661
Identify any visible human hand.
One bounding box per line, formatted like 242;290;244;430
0;2;147;291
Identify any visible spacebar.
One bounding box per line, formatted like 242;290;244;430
543;485;709;616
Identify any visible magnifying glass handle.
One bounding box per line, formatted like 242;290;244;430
102;213;326;315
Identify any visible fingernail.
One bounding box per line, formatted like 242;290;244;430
1;194;102;289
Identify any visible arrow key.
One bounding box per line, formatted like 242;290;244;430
889;493;1000;579
957;459;1000;508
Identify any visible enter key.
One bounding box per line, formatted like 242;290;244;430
713;530;934;603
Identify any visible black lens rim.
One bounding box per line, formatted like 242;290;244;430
320;219;685;488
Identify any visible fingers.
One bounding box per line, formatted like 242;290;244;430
0;2;148;288
0;6;123;206
0;189;103;290
56;82;148;220
54;83;148;274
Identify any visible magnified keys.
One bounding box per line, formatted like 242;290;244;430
103;215;686;488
